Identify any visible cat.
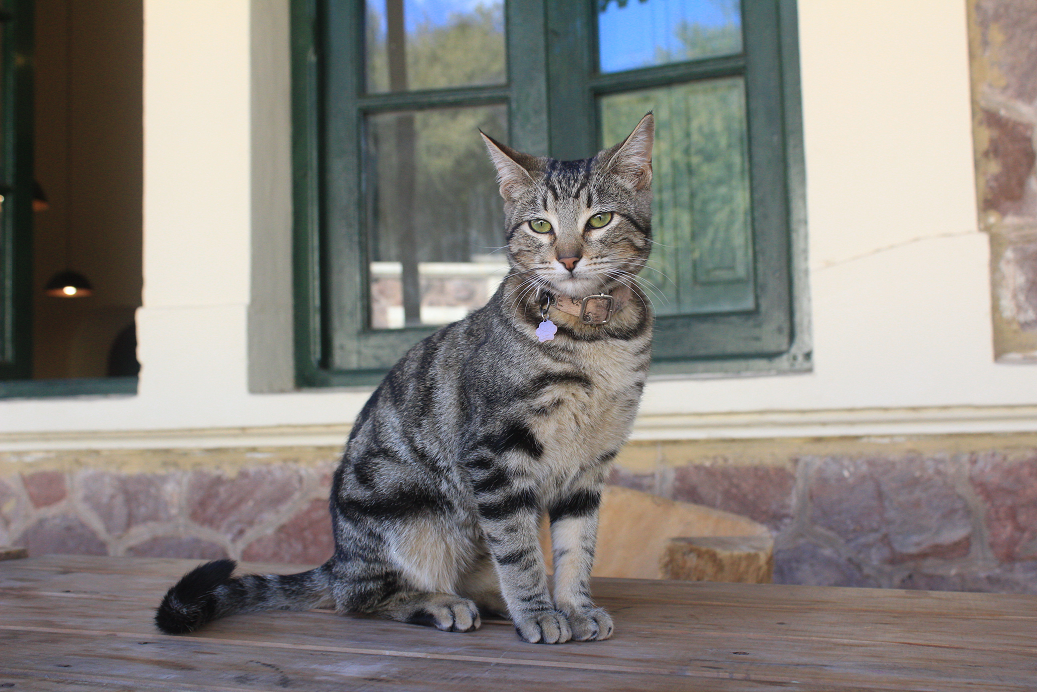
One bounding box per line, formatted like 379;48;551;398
155;112;654;645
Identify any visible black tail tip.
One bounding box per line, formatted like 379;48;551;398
154;559;237;635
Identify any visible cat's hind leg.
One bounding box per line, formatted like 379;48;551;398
375;591;481;632
349;515;484;633
326;547;483;633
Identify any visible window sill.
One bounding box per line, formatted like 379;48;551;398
0;377;138;400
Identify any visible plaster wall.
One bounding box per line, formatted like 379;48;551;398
1;0;1036;448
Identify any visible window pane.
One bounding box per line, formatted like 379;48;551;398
597;0;742;74
365;0;506;93
601;77;754;317
365;105;509;329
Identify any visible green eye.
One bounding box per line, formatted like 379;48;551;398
587;212;613;229
529;219;553;234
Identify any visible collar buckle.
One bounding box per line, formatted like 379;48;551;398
580;294;615;325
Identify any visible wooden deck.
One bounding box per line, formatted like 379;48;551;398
1;555;1035;691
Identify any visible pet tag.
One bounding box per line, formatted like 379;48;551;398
536;319;558;342
536;290;557;342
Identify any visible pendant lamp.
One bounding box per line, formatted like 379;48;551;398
44;269;93;298
44;0;92;299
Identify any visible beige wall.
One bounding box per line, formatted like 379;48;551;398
1;0;1036;449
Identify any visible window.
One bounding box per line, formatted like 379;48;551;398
292;0;807;387
0;0;143;398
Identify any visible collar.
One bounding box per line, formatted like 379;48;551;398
539;285;631;326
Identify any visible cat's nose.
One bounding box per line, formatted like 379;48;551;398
558;255;581;272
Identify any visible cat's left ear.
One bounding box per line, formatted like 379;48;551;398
480;131;542;201
601;112;654;191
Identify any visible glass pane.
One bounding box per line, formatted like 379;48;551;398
365;105;509;329
365;0;506;93
601;77;754;317
597;0;742;74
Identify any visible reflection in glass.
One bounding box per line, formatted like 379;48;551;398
366;0;506;93
366;105;509;329
601;78;753;316
597;0;742;74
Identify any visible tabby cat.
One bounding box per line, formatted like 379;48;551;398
155;113;654;644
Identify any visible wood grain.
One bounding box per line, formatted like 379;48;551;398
1;555;1035;691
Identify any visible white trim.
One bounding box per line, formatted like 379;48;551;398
2;405;1036;452
631;405;1037;441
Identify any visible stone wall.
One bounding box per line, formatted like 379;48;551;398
612;434;1037;593
0;448;339;565
3;433;1037;594
969;0;1037;360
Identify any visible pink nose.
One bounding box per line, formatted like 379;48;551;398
559;256;580;272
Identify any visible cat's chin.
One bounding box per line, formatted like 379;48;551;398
548;275;607;299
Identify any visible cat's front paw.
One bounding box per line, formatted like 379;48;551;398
514;609;572;644
563;606;613;641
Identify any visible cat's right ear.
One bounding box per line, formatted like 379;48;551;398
480;132;540;201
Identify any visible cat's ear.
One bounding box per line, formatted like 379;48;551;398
480;131;541;201
600;112;654;191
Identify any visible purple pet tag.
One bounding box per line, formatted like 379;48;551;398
536;319;557;342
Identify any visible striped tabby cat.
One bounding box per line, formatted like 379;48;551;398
155;113;654;644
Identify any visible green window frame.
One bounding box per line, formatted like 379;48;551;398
0;0;34;384
292;0;808;388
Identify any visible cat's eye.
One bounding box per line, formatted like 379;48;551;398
587;212;613;229
529;219;553;234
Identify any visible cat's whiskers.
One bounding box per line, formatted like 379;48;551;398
622;257;678;291
603;266;669;309
502;271;549;311
603;269;658;312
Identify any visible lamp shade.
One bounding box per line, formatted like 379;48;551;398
44;269;93;298
33;180;49;212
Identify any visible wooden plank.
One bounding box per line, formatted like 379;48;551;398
2;556;1036;691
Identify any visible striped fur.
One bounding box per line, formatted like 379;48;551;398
155;113;655;644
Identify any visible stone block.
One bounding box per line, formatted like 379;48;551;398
17;516;108;557
973;0;1037;104
671;463;795;530
80;471;178;537
970;451;1037;562
187;467;303;541
0;478;25;533
978;110;1035;216
126;536;228;560
608;465;657;495
997;239;1037;333
21;471;67;509
774;542;879;588
242;498;334;565
0;546;28;560
808;456;972;565
661;536;773;584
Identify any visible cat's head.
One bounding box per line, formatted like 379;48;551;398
481;113;654;301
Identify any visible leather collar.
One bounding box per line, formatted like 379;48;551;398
540;285;631;325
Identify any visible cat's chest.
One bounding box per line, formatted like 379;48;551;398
526;341;646;471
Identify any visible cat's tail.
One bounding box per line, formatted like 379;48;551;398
154;559;335;634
